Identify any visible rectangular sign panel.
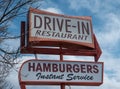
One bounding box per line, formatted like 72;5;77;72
28;8;94;48
19;60;103;86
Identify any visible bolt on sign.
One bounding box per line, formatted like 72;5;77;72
19;60;103;86
28;8;94;48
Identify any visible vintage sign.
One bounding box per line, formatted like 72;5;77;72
28;8;94;48
19;60;103;86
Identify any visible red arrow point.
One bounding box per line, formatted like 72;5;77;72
94;34;102;62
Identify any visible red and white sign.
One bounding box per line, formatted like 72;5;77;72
28;8;94;48
19;60;103;86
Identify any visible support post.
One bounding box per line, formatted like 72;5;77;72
20;21;25;53
20;83;26;89
61;84;65;89
60;46;65;89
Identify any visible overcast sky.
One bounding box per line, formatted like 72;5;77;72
6;0;120;89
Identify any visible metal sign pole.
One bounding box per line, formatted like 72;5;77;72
60;46;65;89
61;84;65;89
20;84;26;89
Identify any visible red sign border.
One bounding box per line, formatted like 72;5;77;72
19;59;104;86
28;8;94;48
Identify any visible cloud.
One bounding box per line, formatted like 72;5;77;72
102;73;120;89
96;12;120;52
68;0;120;14
42;7;63;14
68;0;100;13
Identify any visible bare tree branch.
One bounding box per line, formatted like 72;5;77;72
0;0;44;88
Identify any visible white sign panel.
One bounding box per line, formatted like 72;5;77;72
30;13;92;43
28;8;94;48
19;60;103;85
